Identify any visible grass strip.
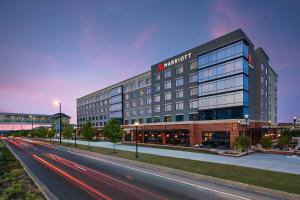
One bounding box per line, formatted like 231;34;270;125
0;140;44;200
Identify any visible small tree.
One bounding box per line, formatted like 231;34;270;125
48;127;55;143
39;127;48;139
103;119;122;151
82;121;95;146
235;135;251;152
62;124;73;144
278;135;291;150
260;136;272;149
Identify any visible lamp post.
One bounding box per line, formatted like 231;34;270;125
293;116;297;155
54;100;62;144
29;115;33;138
237;120;241;136
244;114;249;136
134;121;139;158
268;120;272;139
74;128;77;147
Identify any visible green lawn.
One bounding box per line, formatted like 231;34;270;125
48;140;300;195
0;140;44;200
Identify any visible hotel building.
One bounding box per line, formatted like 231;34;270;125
76;29;277;149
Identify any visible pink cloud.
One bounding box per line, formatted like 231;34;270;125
132;26;157;49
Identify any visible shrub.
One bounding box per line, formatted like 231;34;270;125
235;135;251;152
260;136;273;149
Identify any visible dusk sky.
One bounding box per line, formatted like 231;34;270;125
0;0;300;125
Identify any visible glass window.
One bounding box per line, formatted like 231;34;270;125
125;94;129;100
153;117;160;123
164;92;171;101
146;87;151;95
146;98;151;105
164;80;171;90
189;73;198;83
164;104;172;112
216;80;225;91
154;105;160;113
225;94;234;104
176;77;184;86
138;109;144;115
154;84;160;92
175;102;184;110
216;64;225;75
138;99;144;106
235;92;243;103
217;49;225;60
175;90;184;98
176;115;184;122
189;61;198;70
189;99;198;109
226;77;235;88
190;86;198;96
153;95;160;102
131;110;137;116
176;66;183;74
165;69;171;78
139;90;144;96
226;46;234;58
131;101;137;107
138;80;144;87
146;108;152;114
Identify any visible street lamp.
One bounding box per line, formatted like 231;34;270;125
293;116;297;155
29;115;33;137
134;121;139;158
244;114;249;136
293;116;297;129
268;120;272;139
54;100;62;144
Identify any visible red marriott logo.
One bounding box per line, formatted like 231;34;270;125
157;63;165;72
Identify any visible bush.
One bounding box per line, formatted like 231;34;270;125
235;135;251;152
260;136;272;149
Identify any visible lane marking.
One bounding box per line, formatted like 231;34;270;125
65;150;253;200
74;165;87;172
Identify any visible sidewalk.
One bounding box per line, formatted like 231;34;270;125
49;138;300;175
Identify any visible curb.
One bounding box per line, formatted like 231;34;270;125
3;140;59;200
58;144;300;200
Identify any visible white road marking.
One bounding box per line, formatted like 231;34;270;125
65;150;252;200
74;165;87;172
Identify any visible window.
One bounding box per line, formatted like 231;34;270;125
164;69;171;78
154;105;160;113
190;86;198;96
138;109;143;115
154;116;160;123
138;99;144;106
154;84;160;92
154;73;160;81
164;116;172;122
153;95;160;103
176;77;184;86
189;73;198;83
164;80;171;90
164;92;171;101
146;108;152;114
175;90;184;98
175;102;184;110
131;110;137;116
190;99;199;109
131;101;137;107
164;104;172;112
146;78;151;85
125;102;130;109
124;111;129;117
189;113;198;121
189;61;198;70
146;118;152;123
139;90;144;96
125;94;129;100
176;115;184;121
138;80;144;87
146;98;152;105
146;87;151;95
176;66;183;74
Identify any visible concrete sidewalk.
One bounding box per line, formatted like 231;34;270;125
49;138;300;175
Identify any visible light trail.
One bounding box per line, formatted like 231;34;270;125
32;154;112;200
44;153;166;200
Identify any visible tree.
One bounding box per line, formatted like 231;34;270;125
62;124;73;144
82;121;95;146
48;127;55;143
278;135;291;150
103;119;122;151
235;135;251;152
39;127;48;139
260;136;272;149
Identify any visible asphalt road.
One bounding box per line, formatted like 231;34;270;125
3;138;287;200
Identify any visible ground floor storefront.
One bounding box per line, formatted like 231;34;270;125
123;121;278;149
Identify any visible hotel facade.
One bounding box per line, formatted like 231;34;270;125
76;29;277;149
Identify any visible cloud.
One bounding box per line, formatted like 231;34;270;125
132;26;157;49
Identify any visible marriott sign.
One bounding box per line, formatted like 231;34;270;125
157;52;192;72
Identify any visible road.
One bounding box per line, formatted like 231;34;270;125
2;138;287;200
